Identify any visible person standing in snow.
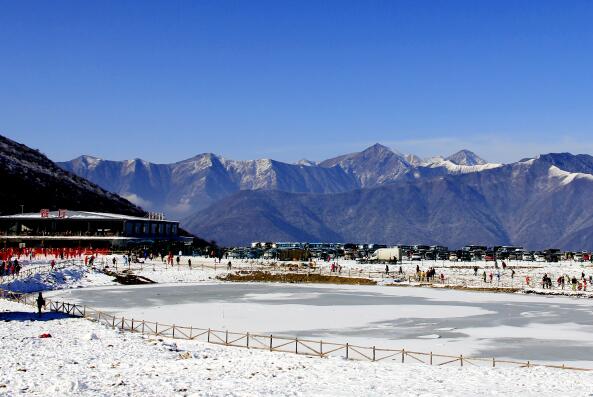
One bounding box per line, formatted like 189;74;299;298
36;292;45;317
188;258;192;269
385;264;389;276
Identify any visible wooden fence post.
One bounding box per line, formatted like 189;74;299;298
430;352;433;365
493;357;495;367
225;330;228;345
295;338;298;354
372;346;376;361
207;328;210;343
346;343;349;360
269;335;273;351
402;349;405;363
173;325;176;338
320;341;323;356
246;332;249;348
460;355;463;367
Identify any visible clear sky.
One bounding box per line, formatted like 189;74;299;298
1;0;592;164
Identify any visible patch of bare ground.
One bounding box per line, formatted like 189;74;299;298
218;271;376;285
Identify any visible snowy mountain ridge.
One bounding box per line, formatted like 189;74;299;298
59;145;499;218
58;146;593;231
186;153;593;249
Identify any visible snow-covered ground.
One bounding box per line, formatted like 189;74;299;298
49;282;593;367
1;264;114;293
2;299;593;397
101;255;593;297
4;257;593;396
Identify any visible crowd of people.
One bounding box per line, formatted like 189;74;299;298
0;258;21;278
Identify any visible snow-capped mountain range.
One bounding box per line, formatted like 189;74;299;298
58;144;593;249
58;144;501;219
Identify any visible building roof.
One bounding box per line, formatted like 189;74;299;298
0;210;178;223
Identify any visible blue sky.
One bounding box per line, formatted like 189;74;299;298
1;0;592;164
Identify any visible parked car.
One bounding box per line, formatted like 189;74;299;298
522;252;534;261
574;253;584;262
484;252;495;261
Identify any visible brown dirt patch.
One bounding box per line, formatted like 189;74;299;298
218;271;376;285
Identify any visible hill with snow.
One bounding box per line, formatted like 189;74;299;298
0;135;144;217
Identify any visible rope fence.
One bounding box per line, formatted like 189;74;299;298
1;288;590;372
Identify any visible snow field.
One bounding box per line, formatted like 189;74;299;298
1;299;592;397
0;264;114;293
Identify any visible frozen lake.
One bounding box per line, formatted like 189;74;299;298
49;283;593;365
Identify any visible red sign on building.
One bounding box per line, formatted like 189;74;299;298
40;209;49;218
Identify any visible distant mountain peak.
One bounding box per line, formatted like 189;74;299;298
296;159;317;167
404;153;424;166
446;149;487;166
362;143;394;155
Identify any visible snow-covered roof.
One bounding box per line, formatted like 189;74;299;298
0;210;178;223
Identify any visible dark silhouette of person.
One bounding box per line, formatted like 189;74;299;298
36;292;45;317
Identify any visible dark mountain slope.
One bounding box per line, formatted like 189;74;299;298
0;135;144;216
